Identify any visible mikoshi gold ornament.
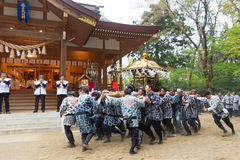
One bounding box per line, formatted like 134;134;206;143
20;51;26;60
42;46;46;55
9;49;15;58
32;49;37;58
0;44;3;52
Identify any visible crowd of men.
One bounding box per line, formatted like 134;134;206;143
59;83;237;155
0;72;238;154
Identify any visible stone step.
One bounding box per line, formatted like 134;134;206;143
8;107;57;110
9;99;57;103
10;94;56;97
0;121;61;129
9;97;57;100
0;116;60;124
0;112;59;118
0;126;61;135
7;102;57;106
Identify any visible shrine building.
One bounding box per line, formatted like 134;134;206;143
0;0;161;90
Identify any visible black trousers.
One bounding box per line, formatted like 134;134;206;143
94;117;104;138
145;118;162;141
64;125;75;144
35;95;45;111
162;118;175;134
213;114;234;132
0;94;10;112
227;108;233;118
139;122;152;137
116;119;126;133
129;127;139;142
57;95;67;111
182;112;198;134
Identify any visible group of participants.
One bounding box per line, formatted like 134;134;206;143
59;84;235;155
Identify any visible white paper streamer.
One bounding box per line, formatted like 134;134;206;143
5;46;9;53
37;47;41;54
27;50;31;55
16;50;21;56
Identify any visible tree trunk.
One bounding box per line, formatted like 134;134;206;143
155;43;159;63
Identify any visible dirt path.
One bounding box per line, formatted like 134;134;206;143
0;113;239;160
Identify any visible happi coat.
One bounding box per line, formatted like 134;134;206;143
75;93;98;133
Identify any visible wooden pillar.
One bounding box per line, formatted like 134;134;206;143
98;62;101;90
102;53;107;89
0;54;2;72
60;39;67;76
119;41;123;91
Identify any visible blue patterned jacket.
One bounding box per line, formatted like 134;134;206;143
145;92;163;121
107;95;145;128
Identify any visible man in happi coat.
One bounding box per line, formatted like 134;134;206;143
75;87;98;152
137;88;150;145
100;91;125;143
232;92;239;117
159;87;175;136
197;91;235;136
92;89;105;141
222;91;234;118
60;91;77;148
218;92;223;101
169;88;184;135
125;84;137;138
191;89;204;130
104;88;145;154
144;84;163;144
175;88;199;136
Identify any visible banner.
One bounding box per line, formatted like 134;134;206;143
17;1;29;22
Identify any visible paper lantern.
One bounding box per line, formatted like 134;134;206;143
9;49;15;58
32;49;37;58
21;51;26;60
42;46;46;55
0;44;3;52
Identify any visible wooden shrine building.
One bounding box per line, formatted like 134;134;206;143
0;0;161;90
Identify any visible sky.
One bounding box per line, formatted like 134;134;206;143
73;0;158;25
73;0;158;68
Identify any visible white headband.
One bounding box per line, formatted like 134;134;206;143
177;88;183;92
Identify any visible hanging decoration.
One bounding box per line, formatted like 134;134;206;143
5;46;9;53
37;47;41;54
9;49;15;58
21;51;26;60
0;39;52;59
27;50;31;56
0;44;3;52
16;50;21;56
42;46;46;55
32;49;37;58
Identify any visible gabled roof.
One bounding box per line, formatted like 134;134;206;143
61;0;101;19
78;74;91;81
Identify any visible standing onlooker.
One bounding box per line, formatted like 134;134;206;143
11;75;20;89
33;75;47;113
56;75;68;112
26;76;35;89
60;91;78;148
0;72;11;114
232;92;239;117
222;91;234;118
